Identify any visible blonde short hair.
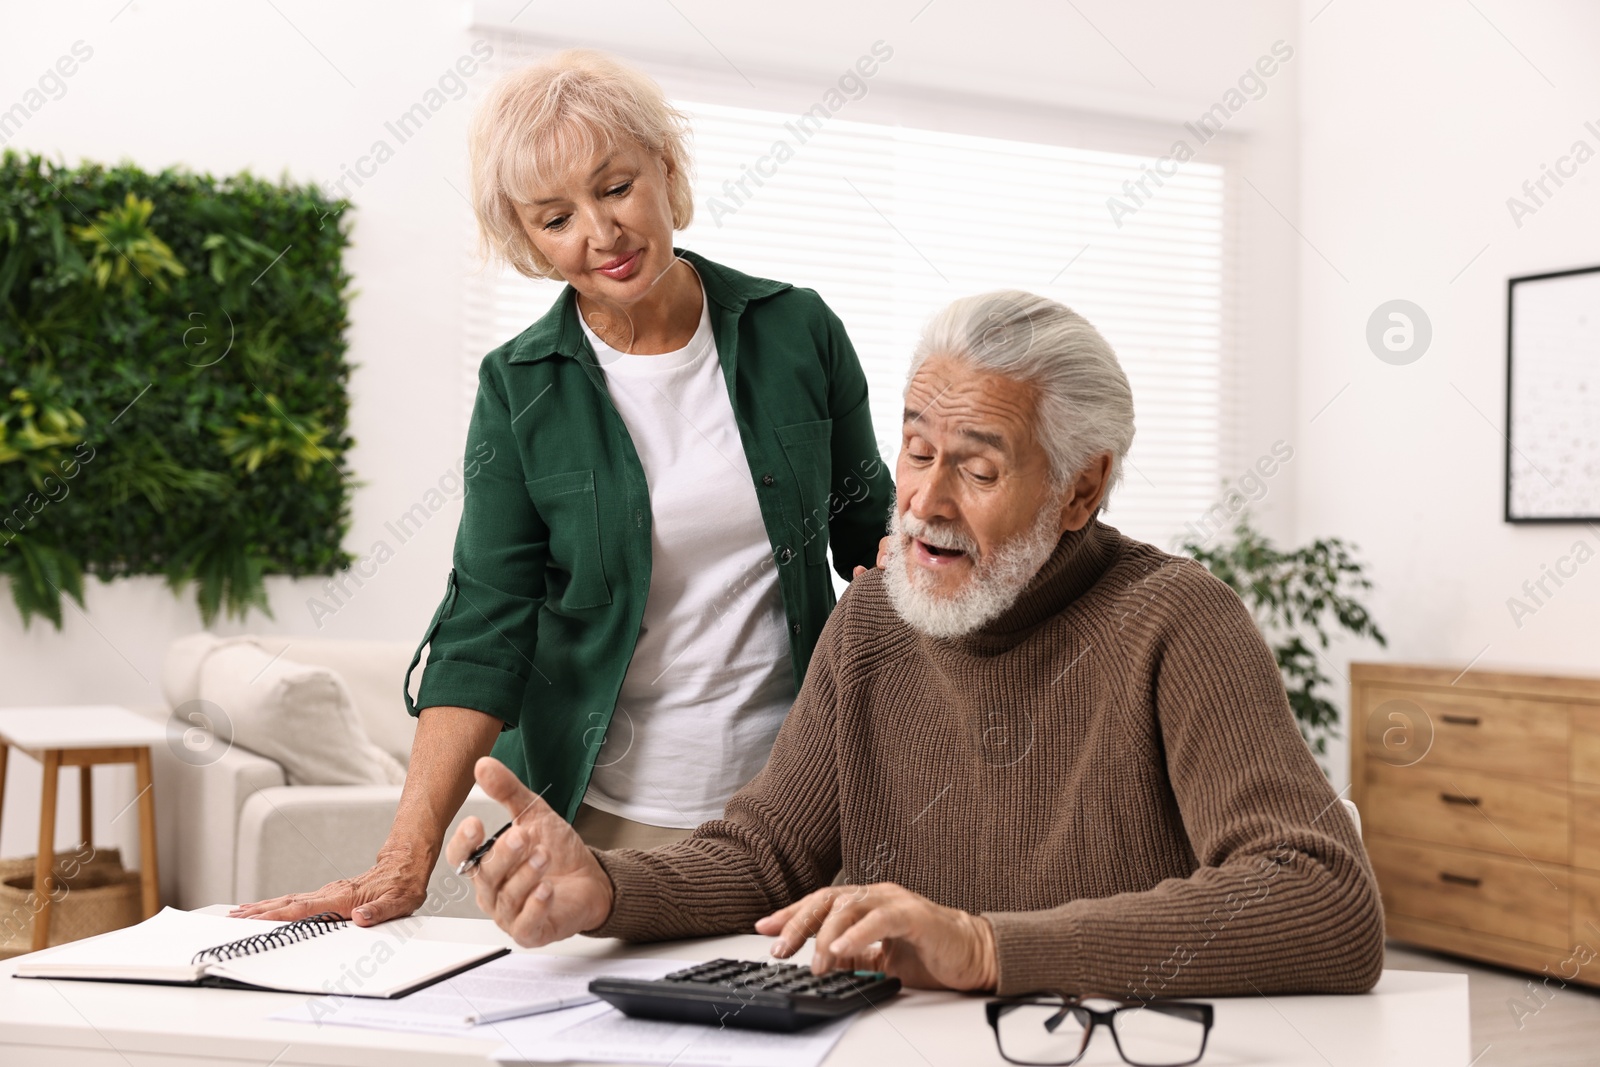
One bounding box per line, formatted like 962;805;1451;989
467;50;695;280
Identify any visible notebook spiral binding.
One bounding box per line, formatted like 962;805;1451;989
191;912;350;965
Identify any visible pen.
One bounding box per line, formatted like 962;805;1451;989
456;818;515;876
466;992;599;1025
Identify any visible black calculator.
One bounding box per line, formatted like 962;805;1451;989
588;958;902;1032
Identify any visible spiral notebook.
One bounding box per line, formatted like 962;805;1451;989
13;907;509;998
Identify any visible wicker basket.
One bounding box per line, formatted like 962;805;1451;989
0;847;143;958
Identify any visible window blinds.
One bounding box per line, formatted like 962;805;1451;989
461;50;1232;555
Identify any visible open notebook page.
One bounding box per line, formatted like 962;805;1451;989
14;908;292;982
14;906;506;998
206;919;504;997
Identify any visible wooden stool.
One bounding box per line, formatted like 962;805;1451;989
0;706;165;951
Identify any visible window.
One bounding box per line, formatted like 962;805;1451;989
462;49;1233;556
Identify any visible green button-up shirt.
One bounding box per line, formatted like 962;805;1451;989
404;249;896;821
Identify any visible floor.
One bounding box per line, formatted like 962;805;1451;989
1384;941;1600;1066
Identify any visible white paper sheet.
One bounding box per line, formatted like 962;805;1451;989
272;955;691;1034
491;1006;855;1067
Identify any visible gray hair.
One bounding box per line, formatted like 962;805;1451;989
907;291;1136;510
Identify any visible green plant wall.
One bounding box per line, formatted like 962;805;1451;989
0;149;356;628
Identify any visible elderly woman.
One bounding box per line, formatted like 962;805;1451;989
235;50;894;926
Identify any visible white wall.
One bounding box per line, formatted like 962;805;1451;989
0;0;1306;861
1297;0;1600;787
0;0;484;859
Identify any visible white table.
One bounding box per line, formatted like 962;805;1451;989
0;908;1469;1066
0;705;168;949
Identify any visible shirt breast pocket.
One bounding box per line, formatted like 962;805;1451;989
524;469;613;610
774;417;833;566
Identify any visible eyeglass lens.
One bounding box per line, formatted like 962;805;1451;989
1111;1003;1207;1066
995;1000;1206;1066
995;1002;1091;1064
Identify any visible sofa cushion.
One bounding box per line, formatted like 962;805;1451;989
161;631;235;710
197;642;407;787
162;633;418;766
245;639;417;767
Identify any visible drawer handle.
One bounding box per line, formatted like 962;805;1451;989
1440;714;1481;726
1439;872;1481;888
1439;792;1481;806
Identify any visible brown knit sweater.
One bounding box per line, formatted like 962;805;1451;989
587;518;1386;997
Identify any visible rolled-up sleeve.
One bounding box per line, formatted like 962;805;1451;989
406;359;547;726
819;304;895;580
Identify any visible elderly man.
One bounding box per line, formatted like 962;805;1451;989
447;290;1385;998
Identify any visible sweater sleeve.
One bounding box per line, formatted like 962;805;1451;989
582;602;847;941
982;562;1386;998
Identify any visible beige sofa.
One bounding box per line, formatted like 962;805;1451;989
138;634;502;918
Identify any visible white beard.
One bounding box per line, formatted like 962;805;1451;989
881;499;1064;639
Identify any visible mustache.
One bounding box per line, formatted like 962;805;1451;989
896;512;979;555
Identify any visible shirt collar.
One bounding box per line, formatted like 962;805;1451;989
504;248;791;365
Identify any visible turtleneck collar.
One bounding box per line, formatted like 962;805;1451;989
911;516;1120;657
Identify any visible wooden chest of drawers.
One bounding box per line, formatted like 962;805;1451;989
1351;663;1600;985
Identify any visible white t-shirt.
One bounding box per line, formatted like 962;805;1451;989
577;289;794;827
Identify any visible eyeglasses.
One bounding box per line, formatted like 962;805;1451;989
986;995;1214;1067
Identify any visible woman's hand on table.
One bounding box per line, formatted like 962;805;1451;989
445;756;615;948
756;882;999;992
229;846;432;926
851;535;892;579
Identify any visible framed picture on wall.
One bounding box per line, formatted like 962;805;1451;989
1505;264;1600;522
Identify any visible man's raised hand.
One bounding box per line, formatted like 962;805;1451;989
445;757;614;947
